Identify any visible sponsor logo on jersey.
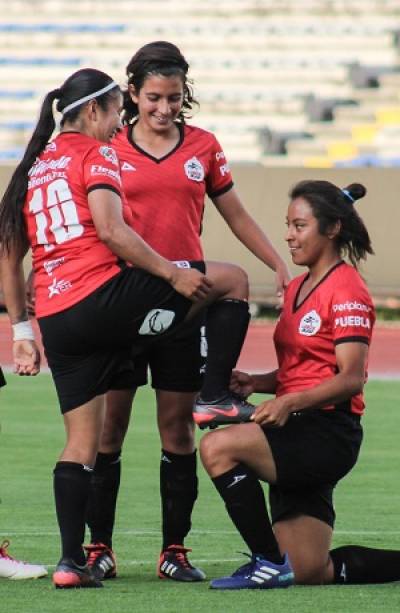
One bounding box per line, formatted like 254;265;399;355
43;257;65;276
121;161;136;171
215;151;225;161
29;156;71;177
90;165;121;184
334;316;370;329
138;309;176;335
45;142;57;152
28;170;67;190
332;301;371;313
173;260;191;268
298;310;321;336
99;146;118;166
219;162;230;177
48;277;72;298
184;157;205;182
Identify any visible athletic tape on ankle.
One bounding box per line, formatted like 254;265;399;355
12;320;35;341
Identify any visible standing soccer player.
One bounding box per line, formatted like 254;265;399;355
84;40;291;582
0;66;261;588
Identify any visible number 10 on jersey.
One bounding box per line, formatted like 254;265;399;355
28;178;83;252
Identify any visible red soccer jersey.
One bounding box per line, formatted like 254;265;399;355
112;123;234;260
273;261;375;415
24;132;125;317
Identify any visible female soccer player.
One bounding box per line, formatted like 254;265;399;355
200;180;400;589
0;67;257;589
84;41;291;583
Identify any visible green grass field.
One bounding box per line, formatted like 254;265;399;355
1;376;400;612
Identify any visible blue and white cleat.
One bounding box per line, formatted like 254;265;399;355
210;552;294;590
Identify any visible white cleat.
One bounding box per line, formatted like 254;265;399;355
0;540;47;580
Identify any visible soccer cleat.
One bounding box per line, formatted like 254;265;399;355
158;545;206;582
193;393;255;429
0;540;47;580
210;552;294;590
53;557;103;589
84;542;117;581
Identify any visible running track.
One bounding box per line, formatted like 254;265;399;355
0;315;399;378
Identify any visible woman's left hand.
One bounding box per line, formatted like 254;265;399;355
13;340;41;375
251;393;298;427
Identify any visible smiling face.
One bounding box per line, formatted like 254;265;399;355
130;73;184;134
286;197;340;269
94;92;123;142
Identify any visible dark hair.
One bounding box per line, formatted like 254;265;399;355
289;180;374;267
122;40;198;124
0;68;120;254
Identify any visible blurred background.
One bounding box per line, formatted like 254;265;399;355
0;0;399;307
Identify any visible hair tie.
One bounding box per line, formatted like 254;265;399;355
342;189;355;204
61;81;118;115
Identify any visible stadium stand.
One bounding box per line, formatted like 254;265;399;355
0;0;399;164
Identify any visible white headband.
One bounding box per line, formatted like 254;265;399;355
61;81;118;115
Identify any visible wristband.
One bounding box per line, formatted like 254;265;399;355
12;320;35;341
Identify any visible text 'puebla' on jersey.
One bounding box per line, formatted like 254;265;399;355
273;262;375;415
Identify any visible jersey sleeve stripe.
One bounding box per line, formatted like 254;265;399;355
334;336;370;346
87;184;121;197
209;181;234;199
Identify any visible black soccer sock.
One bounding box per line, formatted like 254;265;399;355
212;463;283;563
160;449;198;550
330;545;400;584
53;461;93;565
86;451;121;549
200;299;250;401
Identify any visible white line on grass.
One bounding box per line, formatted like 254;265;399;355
4;529;400;536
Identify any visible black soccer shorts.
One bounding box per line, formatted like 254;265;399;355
264;408;363;527
38;262;206;413
110;310;207;393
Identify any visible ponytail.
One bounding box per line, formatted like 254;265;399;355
0;89;59;254
0;67;119;255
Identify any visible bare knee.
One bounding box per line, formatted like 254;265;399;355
292;559;331;585
225;264;249;300
100;390;134;452
206;261;249;301
101;418;128;451
199;430;234;476
159;413;195;452
157;391;196;453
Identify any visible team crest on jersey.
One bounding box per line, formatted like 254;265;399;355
298;310;321;336
184;157;204;182
99;146;118;166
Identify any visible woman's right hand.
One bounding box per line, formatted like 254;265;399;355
230;370;255;398
13;340;41;376
170;267;213;302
